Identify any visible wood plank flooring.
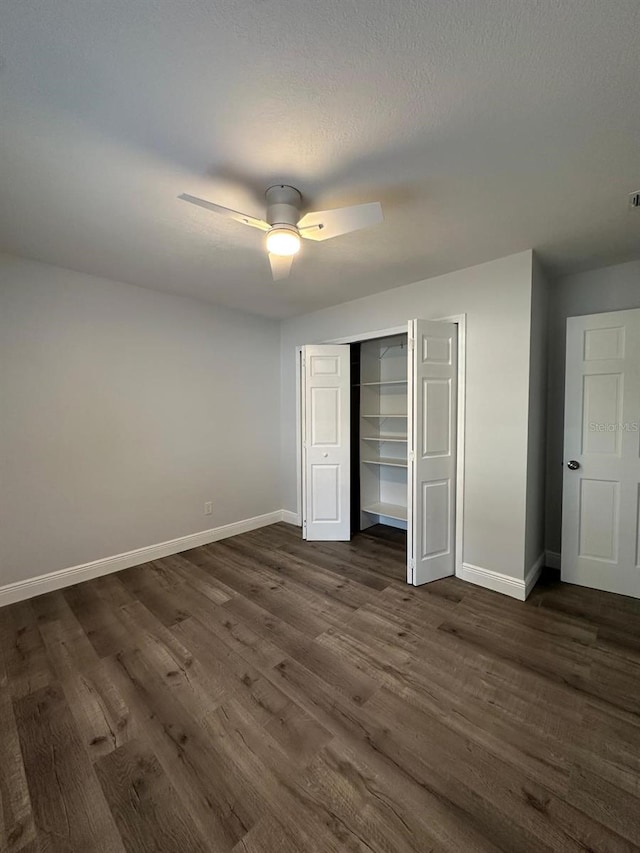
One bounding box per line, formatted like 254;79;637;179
2;522;640;852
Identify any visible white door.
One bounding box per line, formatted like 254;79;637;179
302;345;351;541
407;319;458;584
562;309;640;598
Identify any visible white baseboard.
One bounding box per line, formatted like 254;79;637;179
460;562;527;600
0;510;287;608
525;552;545;598
280;510;301;526
460;552;545;601
545;550;561;570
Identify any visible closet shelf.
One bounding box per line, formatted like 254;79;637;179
363;457;408;468
360;380;408;386
361;435;408;442
361;413;407;419
358;333;409;533
362;502;408;521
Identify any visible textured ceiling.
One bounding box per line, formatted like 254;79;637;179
1;0;639;317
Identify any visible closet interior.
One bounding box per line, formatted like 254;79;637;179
351;332;409;536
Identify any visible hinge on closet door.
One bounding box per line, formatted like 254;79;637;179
408;450;415;462
408;337;415;351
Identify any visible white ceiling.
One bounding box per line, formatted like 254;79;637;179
1;0;639;318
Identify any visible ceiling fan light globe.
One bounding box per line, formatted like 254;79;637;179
266;227;301;257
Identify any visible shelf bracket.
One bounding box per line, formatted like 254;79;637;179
378;341;405;359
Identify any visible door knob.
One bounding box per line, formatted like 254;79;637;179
567;460;580;470
322;452;328;458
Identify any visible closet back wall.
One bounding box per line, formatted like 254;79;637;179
280;251;536;582
0;254;282;587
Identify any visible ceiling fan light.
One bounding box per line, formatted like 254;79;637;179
266;226;301;257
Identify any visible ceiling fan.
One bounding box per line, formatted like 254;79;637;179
179;185;383;280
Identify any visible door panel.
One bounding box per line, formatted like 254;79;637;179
422;378;452;455
582;373;623;455
303;345;350;540
562;309;640;598
310;465;341;522
583;325;625;361
408;319;457;584
310;387;341;445
420;479;451;559
578;479;619;561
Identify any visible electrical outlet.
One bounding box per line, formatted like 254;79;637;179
204;501;213;515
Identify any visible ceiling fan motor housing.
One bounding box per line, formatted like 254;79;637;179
265;185;302;228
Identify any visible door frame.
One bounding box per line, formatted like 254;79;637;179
295;315;466;579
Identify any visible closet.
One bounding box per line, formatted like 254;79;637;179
357;333;408;532
302;319;458;586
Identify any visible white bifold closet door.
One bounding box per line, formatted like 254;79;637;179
408;319;458;585
301;323;457;583
302;345;351;541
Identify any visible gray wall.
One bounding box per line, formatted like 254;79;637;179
524;256;549;571
281;251;535;581
0;254;282;585
10;249;634;589
545;259;640;556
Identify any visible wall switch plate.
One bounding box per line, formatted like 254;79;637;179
204;501;213;515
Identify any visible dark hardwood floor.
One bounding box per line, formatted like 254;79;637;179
2;522;640;852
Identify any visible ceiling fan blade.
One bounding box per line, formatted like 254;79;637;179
297;201;383;242
179;193;270;231
269;253;294;281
